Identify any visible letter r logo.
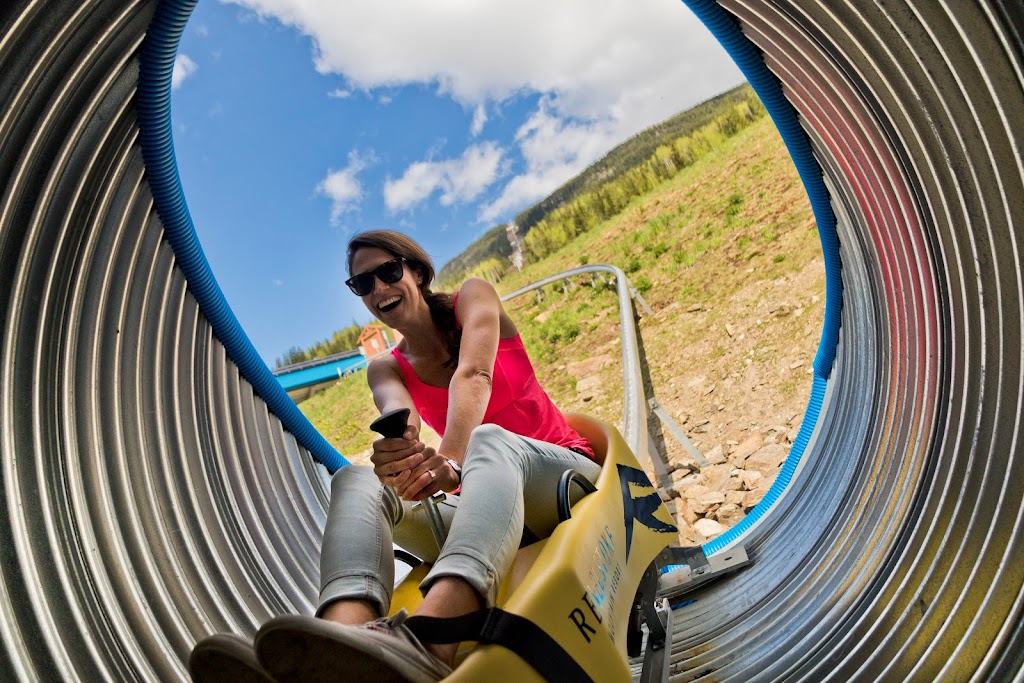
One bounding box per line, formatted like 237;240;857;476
617;464;677;560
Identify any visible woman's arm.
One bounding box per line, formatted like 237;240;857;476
366;356;421;432
437;277;503;465
365;357;428;487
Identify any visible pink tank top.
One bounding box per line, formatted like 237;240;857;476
390;298;594;459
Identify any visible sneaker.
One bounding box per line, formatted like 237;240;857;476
254;609;452;683
189;633;276;683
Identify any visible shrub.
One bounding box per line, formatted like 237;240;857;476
649;242;670;258
673;248;699;267
539;309;582;344
633;276;653;294
725;192;744;220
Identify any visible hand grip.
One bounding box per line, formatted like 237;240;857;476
370;407;411;439
371;407;448;549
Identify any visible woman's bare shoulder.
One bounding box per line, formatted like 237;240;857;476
458;277;499;298
367;353;401;381
457;278;517;338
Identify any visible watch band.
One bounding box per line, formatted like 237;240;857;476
445;458;463;484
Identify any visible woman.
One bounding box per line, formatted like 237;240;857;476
191;230;601;682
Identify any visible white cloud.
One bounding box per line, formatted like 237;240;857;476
172;54;198;90
226;0;744;220
317;150;374;224
478;103;620;223
272;278;284;286
223;1;740;117
385;142;504;212
327;87;351;99
470;104;487;137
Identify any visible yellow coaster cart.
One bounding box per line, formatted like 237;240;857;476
380;413;749;682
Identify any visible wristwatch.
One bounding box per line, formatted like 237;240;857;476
445;458;463;485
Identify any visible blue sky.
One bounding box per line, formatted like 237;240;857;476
171;0;744;366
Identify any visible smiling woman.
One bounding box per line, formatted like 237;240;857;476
0;1;1022;682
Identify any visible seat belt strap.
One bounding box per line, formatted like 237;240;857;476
406;608;593;682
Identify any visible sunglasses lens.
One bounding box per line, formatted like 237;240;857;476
347;259;405;296
347;273;373;296
378;259;405;284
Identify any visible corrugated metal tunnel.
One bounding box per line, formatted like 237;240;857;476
1;0;1021;680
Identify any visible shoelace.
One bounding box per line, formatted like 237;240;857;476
365;609;409;635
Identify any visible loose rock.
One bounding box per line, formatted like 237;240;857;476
740;470;764;490
673;498;698;525
715;504;746;528
742;490;765;510
700;464;733;492
721;476;743;492
694;518;727;539
724;490;747;506
566;354;614;379
691;491;726;516
672;472;703;488
575;375;602;401
745;444;788;476
704;444;726;465
729;434;763;466
680;484;710;501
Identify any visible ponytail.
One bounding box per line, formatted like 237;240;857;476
423;290;461;368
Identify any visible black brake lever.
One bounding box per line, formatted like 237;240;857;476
370;407;411;439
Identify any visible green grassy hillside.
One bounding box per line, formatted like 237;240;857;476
435;83;761;285
509;83;759;232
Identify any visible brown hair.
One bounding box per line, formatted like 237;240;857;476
346;230;461;367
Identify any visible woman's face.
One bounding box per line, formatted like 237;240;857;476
349;246;423;323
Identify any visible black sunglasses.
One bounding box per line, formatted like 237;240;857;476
346;258;407;296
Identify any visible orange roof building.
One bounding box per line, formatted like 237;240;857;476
358;323;394;360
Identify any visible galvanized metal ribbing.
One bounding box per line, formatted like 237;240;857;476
0;3;1022;683
0;1;328;680
137;0;347;474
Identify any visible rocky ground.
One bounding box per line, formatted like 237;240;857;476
555;254;824;547
640;274;823;546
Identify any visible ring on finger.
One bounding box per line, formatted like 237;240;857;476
428;469;436;480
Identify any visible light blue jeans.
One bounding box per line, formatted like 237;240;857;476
317;423;602;614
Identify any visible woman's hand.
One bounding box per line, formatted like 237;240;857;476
370;423;425;488
370;424;459;499
394;448;460;501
